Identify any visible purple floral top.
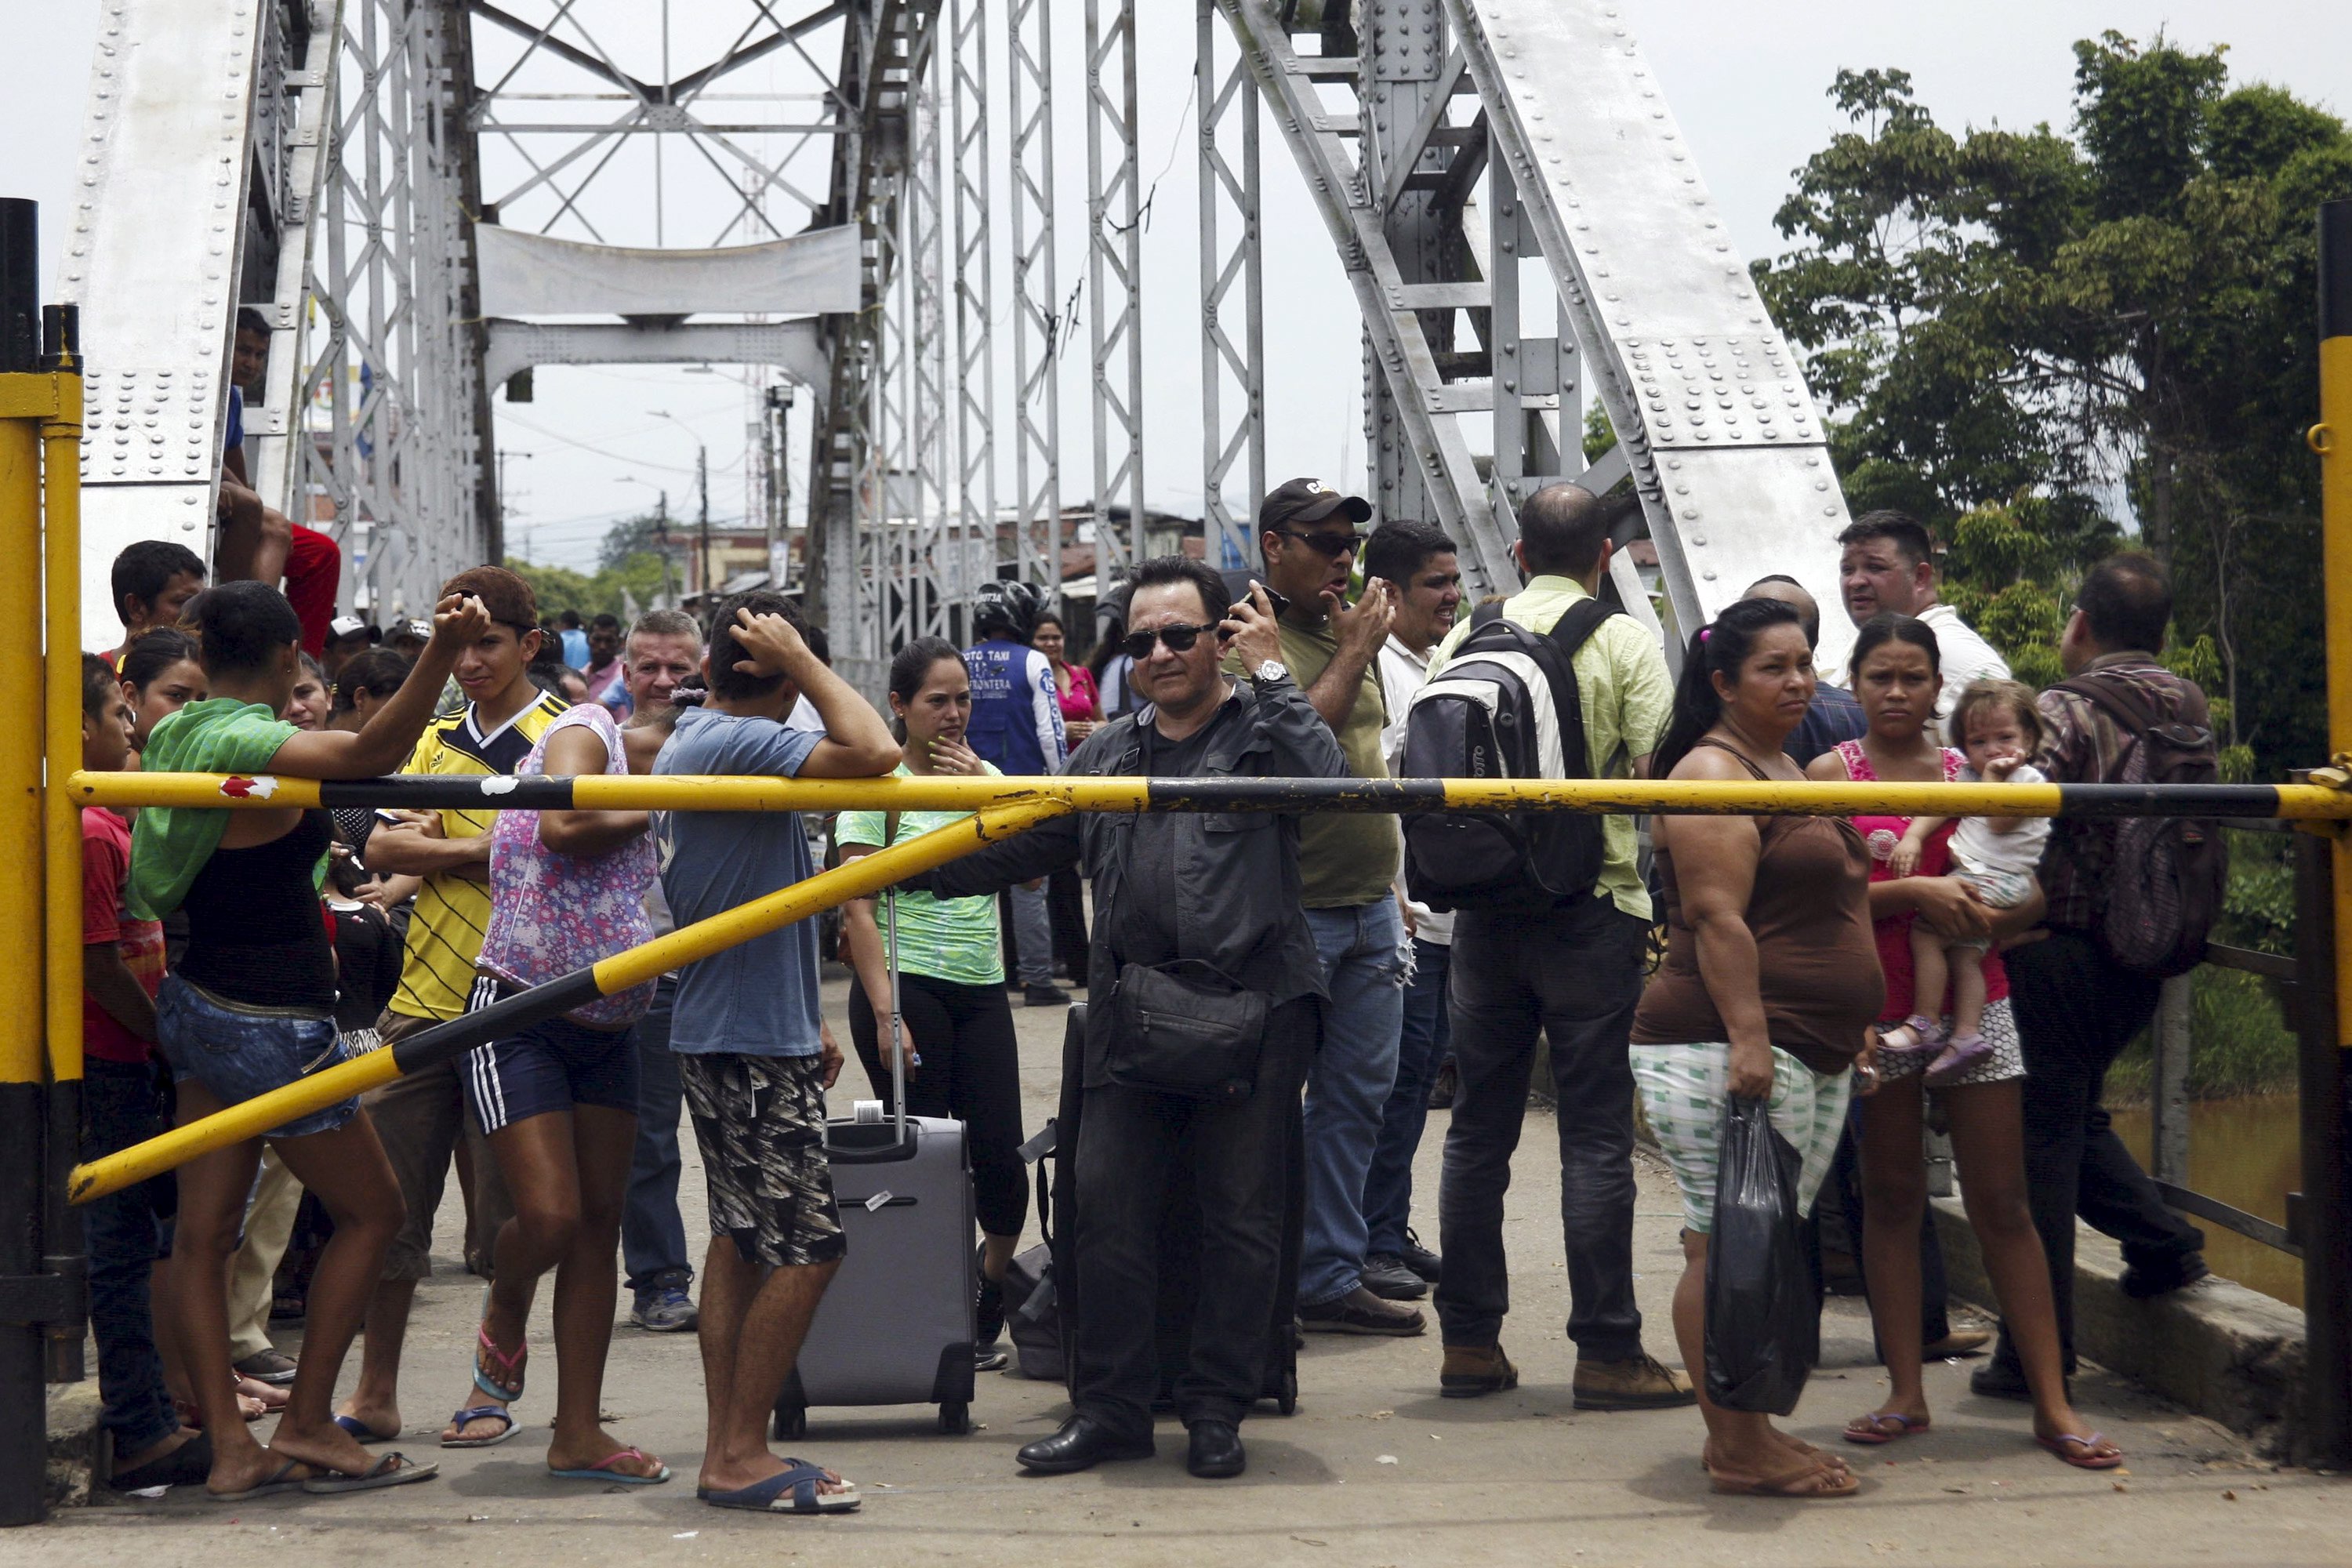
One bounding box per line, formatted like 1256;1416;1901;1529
479;705;656;1027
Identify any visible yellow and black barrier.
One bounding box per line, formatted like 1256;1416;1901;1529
68;768;2352;822
66;795;1072;1206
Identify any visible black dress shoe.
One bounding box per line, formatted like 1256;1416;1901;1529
1969;1359;2068;1404
1362;1254;1429;1301
1187;1419;1246;1479
1397;1230;1442;1283
1017;1416;1154;1474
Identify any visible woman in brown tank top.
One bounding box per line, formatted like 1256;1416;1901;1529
1628;597;1878;1500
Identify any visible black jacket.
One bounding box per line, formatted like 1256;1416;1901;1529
924;676;1348;1085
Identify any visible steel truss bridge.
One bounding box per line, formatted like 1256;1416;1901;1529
62;0;1854;672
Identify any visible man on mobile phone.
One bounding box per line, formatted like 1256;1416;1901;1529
1222;478;1422;1338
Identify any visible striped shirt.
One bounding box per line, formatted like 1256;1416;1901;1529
386;691;570;1022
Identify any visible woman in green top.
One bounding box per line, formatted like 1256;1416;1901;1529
836;636;1028;1367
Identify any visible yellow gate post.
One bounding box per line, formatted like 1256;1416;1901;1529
2307;197;2352;1464
0;197;79;1527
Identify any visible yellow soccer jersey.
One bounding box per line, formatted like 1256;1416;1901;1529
386;691;569;1022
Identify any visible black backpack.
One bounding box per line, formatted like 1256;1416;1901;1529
1399;599;1617;912
2051;670;2228;978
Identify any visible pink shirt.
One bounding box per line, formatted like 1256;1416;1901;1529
480;706;656;1027
1055;662;1101;726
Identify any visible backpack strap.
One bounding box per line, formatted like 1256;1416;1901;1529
1471;601;1504;630
1542;598;1620;779
2054;670;2162;744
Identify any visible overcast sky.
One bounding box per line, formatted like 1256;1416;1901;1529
10;2;2350;574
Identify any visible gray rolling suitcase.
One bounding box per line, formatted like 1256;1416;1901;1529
772;889;978;1437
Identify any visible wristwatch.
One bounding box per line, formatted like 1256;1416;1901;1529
1253;659;1290;685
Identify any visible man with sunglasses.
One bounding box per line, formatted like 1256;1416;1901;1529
1224;479;1424;1338
913;555;1346;1481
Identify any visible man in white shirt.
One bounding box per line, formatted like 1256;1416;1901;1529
1359;521;1462;1300
1837;510;2009;736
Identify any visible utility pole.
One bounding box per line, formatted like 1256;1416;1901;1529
764;384;793;588
650;408;710;598
495;448;532;562
697;444;712;600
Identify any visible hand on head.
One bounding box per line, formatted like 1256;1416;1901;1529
731;607;810;677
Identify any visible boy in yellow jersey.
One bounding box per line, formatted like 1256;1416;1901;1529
336;566;569;1444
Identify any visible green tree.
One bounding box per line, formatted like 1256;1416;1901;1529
1755;38;2352;779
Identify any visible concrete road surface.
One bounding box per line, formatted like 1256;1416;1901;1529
24;974;2352;1567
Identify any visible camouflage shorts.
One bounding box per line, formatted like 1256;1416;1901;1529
677;1052;846;1269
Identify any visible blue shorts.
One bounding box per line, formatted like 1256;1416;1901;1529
155;974;358;1140
461;1000;641;1134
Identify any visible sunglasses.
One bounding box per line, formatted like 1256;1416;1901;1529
1269;527;1366;558
1119;622;1219;660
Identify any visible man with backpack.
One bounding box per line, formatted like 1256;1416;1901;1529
1976;552;2211;1402
1414;482;1693;1409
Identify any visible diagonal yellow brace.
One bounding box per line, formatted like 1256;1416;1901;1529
67;796;1071;1204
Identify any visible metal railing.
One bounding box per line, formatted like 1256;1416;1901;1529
2143;820;2315;1256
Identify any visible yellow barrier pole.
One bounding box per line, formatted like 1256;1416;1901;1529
64;766;2352;822
0;194;50;1528
37;319;82;1390
69;794;1071;1203
41;362;80;1090
2321;200;2352;1043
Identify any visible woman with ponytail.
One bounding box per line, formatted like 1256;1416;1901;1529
1630;597;1882;1498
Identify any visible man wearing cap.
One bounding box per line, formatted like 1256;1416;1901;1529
322;615;379;685
1227;478;1421;1337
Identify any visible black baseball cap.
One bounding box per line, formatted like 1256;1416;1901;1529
327;614;377;644
1259;477;1372;532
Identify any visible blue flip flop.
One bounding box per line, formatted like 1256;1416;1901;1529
550;1446;671;1486
440;1405;517;1449
333;1414;397;1445
702;1459;859;1515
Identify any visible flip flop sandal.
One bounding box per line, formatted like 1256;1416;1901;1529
702;1459;861;1515
209;1458;310;1502
1709;1461;1861;1499
302;1453;439;1494
550;1447;671;1486
2036;1431;2125;1470
333;1414;397;1445
473;1301;528;1404
441;1405;518;1449
1843;1412;1931;1445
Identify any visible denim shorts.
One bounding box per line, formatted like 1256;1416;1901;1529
155;973;359;1139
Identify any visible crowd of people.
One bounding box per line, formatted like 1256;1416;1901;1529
73;476;2217;1512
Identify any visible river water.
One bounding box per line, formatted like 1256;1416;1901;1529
2108;1095;2302;1308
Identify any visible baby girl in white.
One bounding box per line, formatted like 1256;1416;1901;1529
1883;681;2050;1083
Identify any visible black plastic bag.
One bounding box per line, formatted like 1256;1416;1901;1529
1703;1094;1819;1415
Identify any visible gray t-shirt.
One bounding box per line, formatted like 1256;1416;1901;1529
655;706;822;1056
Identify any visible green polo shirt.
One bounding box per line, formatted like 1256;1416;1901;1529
1427;575;1672;920
1225;615;1397;907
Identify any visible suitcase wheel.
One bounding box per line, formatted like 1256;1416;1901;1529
771;1405;808;1442
1275;1370;1298;1416
938;1401;971;1436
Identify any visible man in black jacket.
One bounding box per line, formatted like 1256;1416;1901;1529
916;555;1346;1482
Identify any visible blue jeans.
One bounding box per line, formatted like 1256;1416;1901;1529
1009;880;1054;987
1299;899;1406;1306
154;974;354;1138
1364;936;1451;1258
621;978;691;1295
82;1060;180;1457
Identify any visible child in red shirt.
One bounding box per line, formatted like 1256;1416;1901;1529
77;655;209;1490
